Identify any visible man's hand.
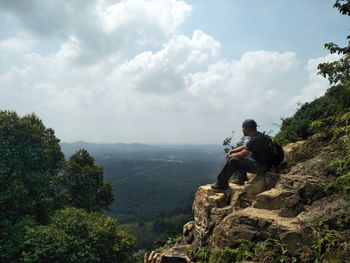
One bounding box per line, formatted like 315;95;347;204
144;251;163;263
144;251;191;263
226;152;235;161
227;149;235;155
226;148;250;161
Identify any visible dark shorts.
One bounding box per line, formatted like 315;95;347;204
217;157;270;185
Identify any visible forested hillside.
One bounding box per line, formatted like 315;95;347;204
0;112;135;262
60;142;225;249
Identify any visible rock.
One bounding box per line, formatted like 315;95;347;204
230;172;281;209
189;161;344;254
243;172;280;198
210;207;302;254
192;184;233;246
192;173;281;246
153;136;349;259
254;188;294;210
181;221;194;245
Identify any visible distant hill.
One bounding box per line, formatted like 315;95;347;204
61;141;224;158
60;142;226;222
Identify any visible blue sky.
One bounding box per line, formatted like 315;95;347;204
184;0;348;59
0;0;348;144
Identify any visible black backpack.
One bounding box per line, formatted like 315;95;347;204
262;133;284;167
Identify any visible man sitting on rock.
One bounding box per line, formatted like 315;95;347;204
211;119;272;190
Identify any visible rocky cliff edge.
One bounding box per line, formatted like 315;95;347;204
145;134;349;262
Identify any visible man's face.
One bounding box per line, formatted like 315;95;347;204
242;126;249;136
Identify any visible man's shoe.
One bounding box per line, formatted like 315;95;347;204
211;183;229;190
231;178;246;185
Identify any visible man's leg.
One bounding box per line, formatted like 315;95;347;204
212;157;265;189
232;170;248;185
212;158;240;189
230;157;269;184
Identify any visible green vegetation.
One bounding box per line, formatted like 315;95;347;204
318;0;350;85
189;239;293;263
53;149;114;212
118;212;192;249
311;220;349;263
329;136;350;199
0;111;134;262
275;83;350;145
188;231;350;263
22;207;134;263
276;0;350;146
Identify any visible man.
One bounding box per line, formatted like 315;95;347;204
211;119;272;190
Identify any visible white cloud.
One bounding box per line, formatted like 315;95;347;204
0;28;299;143
0;0;192;65
99;0;192;36
289;53;341;107
0;0;323;144
116;30;220;93
0;36;31;53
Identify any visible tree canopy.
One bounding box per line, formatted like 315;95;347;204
0;111;65;224
21;207;135;263
53;149;114;212
0;111;134;262
318;0;350;85
276;0;350;145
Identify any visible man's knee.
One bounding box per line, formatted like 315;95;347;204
227;157;239;164
228;157;240;166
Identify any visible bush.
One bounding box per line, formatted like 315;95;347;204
275;83;350;145
21;207;135;263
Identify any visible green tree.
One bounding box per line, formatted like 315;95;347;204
276;0;350;145
21;207;135;263
53;149;114;212
318;0;350;84
0;111;64;223
0;111;65;261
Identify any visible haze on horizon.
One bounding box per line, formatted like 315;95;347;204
0;0;348;144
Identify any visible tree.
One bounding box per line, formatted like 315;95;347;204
0;111;65;223
21;207;135;263
318;0;350;84
53;149;114;212
276;0;350;145
0;111;65;261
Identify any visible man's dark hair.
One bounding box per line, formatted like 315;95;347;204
242;119;257;131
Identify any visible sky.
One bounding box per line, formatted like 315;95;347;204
0;0;348;144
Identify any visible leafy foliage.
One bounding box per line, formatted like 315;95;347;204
275;83;350;145
318;0;350;85
0;111;134;262
0;111;64;224
0;111;65;262
153;234;181;253
277;0;350;145
329;137;350;198
0;216;36;262
310;220;350;262
188;239;293;263
53;149;114;212
334;0;350;15
21;207;135;263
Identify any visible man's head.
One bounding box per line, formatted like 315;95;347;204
242;119;257;136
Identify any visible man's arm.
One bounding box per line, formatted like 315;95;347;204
228;145;246;154
226;148;250;160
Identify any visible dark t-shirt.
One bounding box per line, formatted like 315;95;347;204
245;132;271;164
